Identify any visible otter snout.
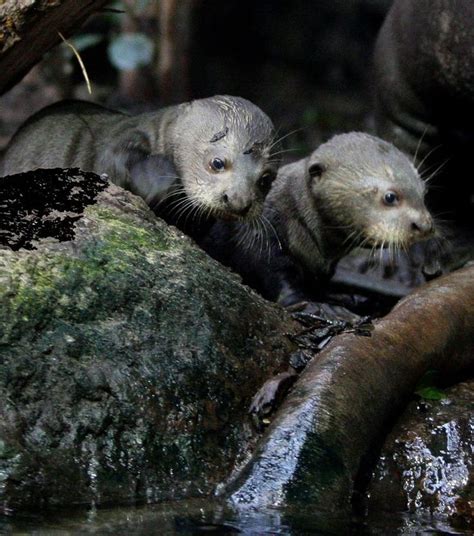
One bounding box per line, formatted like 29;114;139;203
221;192;254;217
410;214;434;239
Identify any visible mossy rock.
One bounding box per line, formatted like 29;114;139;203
0;169;295;509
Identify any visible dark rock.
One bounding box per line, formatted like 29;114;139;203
0;169;296;510
368;380;474;528
0;168;108;250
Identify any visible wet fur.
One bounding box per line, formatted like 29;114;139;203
1;96;277;240
204;133;434;305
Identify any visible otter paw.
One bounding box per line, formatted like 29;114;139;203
249;371;298;430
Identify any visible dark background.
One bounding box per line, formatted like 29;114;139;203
0;0;393;160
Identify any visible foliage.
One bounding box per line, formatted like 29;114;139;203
415;370;446;401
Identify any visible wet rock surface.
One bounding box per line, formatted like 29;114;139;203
0;168;108;250
368;380;474;528
225;266;474;512
0;169;296;510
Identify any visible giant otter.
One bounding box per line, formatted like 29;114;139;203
1;96;279;239
204;132;434;306
373;0;474;224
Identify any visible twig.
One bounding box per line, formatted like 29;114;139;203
58;31;92;95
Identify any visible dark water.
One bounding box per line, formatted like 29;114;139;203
1;500;470;535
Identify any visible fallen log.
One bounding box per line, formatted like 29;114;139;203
226;264;474;511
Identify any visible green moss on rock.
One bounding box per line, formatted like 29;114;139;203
0;179;295;510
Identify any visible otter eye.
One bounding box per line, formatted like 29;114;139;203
383;191;399;206
308;163;325;178
209;157;226;172
257;171;276;194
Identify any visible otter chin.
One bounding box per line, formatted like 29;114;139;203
1;95;279;240
203;132;435;306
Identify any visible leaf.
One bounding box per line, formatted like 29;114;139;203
107;33;155;71
415;370;446;400
415;386;446;401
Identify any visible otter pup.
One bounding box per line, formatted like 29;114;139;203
1;96;278;239
204;132;434;305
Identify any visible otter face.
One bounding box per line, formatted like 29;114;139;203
307;133;434;250
173;96;279;221
194;143;278;220
349;174;434;248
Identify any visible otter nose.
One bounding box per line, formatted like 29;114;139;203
411;216;434;237
221;193;252;216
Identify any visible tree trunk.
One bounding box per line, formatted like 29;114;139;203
0;0;110;95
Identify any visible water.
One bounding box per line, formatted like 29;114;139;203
1;499;471;535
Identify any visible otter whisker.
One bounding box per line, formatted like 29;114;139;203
431;211;454;222
172;200;197;222
380;240;386;267
415;144;443;173
235;223;251;251
165;195;196;213
258;217;273;263
184;201;203;229
326;222;357;232
266;127;304;152
153;186;187;207
148;186;187;212
156;185;187;201
413;126;430;165
250;218;264;259
194;202;207;226
343;229;364;253
251;220;262;257
267;123;284;151
259;215;275;261
246;223;260;256
268;148;301;158
253;219;263;259
389;240;394;264
171;197;200;224
261;214;282;252
422;158;450;184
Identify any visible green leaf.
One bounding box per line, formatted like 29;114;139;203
415;370;446;400
415;386;446;401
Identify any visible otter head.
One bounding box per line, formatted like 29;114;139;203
170;95;279;220
306;132;434;252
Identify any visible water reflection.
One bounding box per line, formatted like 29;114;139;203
1;499;471;535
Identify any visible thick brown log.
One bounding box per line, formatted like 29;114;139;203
227;264;474;511
0;0;110;95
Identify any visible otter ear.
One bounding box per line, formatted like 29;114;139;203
105;130;151;187
308;162;325;180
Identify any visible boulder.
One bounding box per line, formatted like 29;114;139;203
0;168;296;509
369;380;474;528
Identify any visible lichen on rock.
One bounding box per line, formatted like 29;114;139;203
0;168;295;510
